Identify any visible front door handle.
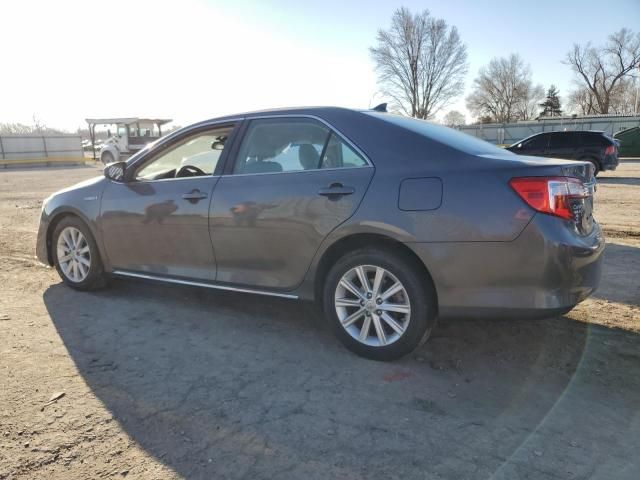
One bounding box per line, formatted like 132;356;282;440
182;190;208;202
318;183;355;197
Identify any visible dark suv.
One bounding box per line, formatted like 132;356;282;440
507;130;619;175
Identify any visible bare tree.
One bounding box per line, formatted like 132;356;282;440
466;54;544;122
566;87;597;115
370;7;468;119
515;83;545;120
0;118;64;135
608;76;638;114
442;110;465;127
564;28;640;114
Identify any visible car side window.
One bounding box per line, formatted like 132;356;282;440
320;132;368;169
135;126;233;181
548;133;574;149
523;134;547;150
232;118;367;174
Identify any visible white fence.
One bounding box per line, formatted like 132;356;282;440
459;114;640;146
0;134;85;168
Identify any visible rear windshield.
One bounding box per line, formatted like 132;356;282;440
365;112;510;156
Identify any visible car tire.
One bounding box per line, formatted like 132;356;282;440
323;247;437;361
52;216;107;291
101;151;114;165
582;158;600;176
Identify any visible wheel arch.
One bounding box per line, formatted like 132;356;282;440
100;145;118;163
311;233;438;313
45;208;97;266
578;155;601;173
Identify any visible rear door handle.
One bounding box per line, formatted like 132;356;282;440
182;190;208;201
318;183;355;197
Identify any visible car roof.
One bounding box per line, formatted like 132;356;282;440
194;106;357;124
537;130;605;135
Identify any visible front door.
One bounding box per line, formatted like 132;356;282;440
100;124;237;281
210;117;374;290
521;133;548;156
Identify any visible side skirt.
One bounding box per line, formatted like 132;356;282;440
111;270;299;300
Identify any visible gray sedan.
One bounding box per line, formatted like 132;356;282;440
36;107;604;360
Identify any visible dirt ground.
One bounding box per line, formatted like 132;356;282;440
0;161;638;479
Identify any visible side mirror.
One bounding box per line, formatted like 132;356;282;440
104;161;126;182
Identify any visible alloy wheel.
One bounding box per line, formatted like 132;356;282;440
56;226;91;283
334;265;411;347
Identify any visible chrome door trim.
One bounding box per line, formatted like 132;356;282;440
112;270;299;299
222;165;373;178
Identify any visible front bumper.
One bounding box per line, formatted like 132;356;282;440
35;211;51;265
407;214;605;319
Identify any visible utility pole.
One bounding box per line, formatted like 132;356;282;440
636;63;640;115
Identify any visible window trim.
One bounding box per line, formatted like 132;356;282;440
221;114;373;177
125;119;242;182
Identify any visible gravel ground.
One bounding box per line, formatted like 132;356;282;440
0;160;638;479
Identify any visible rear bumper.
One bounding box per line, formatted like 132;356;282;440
407;215;605;319
601;154;619;171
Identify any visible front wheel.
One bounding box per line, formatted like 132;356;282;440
323;248;437;361
101;151;115;165
52;216;107;290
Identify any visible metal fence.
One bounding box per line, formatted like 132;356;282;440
0;134;85;168
458;114;640;146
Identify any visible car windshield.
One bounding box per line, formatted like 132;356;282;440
366;112;511;156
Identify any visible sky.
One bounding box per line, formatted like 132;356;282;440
1;0;638;131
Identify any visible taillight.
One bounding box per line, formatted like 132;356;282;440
509;177;588;220
604;145;615;155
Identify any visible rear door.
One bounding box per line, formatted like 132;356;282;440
209;116;374;290
546;132;578;159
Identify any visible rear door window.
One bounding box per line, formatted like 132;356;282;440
232;118;367;174
548;133;576;149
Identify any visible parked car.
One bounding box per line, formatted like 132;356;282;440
506;130;619;175
36;107;604;361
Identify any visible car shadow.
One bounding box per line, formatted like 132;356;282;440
593;242;640;305
597;176;640;186
44;280;640;479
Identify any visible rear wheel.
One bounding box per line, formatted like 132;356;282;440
323;248;437;361
52;217;107;290
583;158;600;176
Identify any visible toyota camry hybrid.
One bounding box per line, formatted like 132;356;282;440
36;106;604;360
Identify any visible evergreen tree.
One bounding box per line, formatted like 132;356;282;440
539;85;563;117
